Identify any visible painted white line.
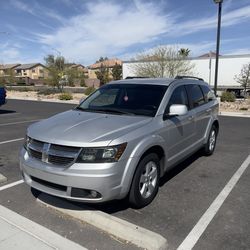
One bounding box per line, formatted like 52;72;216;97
0;205;87;250
0;180;24;191
0;119;40;126
177;154;250;250
0;138;24;145
38;194;168;250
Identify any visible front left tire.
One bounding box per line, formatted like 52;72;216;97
129;153;160;208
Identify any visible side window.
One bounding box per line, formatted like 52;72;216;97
200;85;216;102
166;86;189;113
185;84;205;109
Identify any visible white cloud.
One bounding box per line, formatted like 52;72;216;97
169;5;250;36
37;1;174;64
10;0;65;24
225;48;250;55
10;0;36;16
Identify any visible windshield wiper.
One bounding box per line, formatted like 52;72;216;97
75;107;134;115
93;108;135;115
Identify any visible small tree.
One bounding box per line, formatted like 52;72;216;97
178;48;191;57
131;46;194;78
112;63;122;80
95;63;110;86
234;63;250;98
44;54;66;90
96;56;108;63
3;68;16;84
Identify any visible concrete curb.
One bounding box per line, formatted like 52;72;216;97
38;194;168;250
0;173;7;184
0;205;87;250
219;112;250;118
7;97;79;105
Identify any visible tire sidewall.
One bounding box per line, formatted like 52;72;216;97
129;153;160;208
205;125;218;155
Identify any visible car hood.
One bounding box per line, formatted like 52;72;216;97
28;110;152;147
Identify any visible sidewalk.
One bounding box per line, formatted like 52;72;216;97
0;205;87;250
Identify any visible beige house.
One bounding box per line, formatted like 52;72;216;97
15;63;49;79
65;63;88;77
0;64;21;76
88;59;122;79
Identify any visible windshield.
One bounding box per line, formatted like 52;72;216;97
77;84;167;117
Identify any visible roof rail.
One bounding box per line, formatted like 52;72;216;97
125;76;150;79
175;75;204;81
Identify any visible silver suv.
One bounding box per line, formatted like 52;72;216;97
20;76;219;208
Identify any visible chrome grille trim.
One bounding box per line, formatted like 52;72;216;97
27;138;81;166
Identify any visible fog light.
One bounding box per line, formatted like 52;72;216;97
90;190;98;198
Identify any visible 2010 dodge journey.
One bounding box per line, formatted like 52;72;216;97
20;76;219;208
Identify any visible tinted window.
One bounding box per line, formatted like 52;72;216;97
185;84;205;108
166;86;189;112
200;85;216;102
78;84;168;117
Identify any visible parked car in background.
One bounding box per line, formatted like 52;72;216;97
20;76;219;208
0;87;6;106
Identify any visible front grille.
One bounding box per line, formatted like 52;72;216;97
27;138;80;167
48;155;75;165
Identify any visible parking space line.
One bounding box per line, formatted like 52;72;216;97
0;138;24;145
0;180;24;191
177;154;250;250
0;119;40;126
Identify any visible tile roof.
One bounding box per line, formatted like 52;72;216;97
198;52;221;58
0;64;21;70
89;59;122;69
15;63;46;70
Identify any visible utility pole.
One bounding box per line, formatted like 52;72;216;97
213;0;223;96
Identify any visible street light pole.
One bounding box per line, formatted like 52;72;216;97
213;0;223;96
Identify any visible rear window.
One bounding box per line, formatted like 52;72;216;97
185;84;205;108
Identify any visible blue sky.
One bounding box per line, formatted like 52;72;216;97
0;0;250;65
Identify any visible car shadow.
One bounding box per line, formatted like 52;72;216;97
35;150;204;214
0;109;17;115
159;149;203;187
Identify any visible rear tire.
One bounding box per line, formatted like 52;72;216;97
203;125;218;156
129;153;160;208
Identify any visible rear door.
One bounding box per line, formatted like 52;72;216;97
185;84;208;143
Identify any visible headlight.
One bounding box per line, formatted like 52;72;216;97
76;143;127;163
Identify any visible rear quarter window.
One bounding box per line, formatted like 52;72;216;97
200;85;216;102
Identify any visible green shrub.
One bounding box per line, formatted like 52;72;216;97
84;86;96;95
239;107;248;111
221;92;235;102
38;88;60;95
58;92;73;100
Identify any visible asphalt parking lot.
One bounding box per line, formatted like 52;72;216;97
0;99;249;250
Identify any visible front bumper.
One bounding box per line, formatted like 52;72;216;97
19;147;131;202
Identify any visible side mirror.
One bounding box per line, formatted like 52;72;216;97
169;104;188;116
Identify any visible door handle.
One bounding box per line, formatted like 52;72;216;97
206;109;212;113
188;115;194;121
